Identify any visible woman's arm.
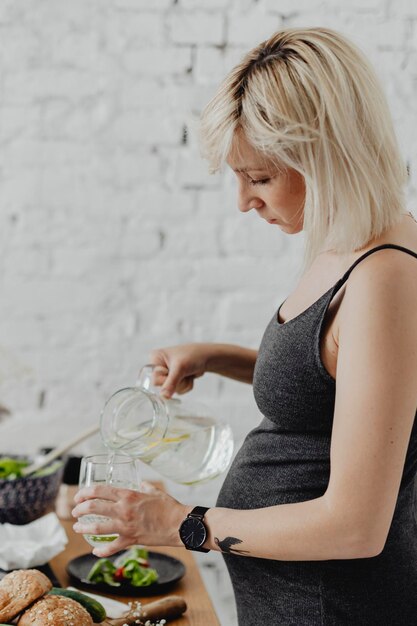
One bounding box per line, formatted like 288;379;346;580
319;251;417;555
149;343;258;398
205;343;258;383
71;484;371;560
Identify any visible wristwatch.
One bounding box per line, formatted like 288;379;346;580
178;506;210;553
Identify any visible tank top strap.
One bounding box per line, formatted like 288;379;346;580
332;243;417;296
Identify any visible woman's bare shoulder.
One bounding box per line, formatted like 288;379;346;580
333;215;417;327
337;240;417;342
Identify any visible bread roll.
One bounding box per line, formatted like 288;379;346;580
0;568;52;622
17;594;93;626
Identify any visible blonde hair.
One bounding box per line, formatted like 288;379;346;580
199;27;407;269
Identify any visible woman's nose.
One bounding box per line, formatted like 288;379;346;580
237;184;264;213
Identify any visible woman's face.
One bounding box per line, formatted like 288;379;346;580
227;132;305;234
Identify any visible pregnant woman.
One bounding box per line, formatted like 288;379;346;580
73;28;417;625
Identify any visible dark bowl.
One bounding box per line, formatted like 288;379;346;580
0;455;64;525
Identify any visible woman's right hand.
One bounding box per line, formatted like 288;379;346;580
147;343;212;399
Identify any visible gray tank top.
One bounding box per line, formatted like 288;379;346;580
216;244;417;626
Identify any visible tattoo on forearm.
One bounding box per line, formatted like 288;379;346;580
214;536;250;555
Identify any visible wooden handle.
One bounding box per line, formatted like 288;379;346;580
105;595;187;625
22;423;100;476
141;596;187;620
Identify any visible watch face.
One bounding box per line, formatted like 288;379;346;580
179;517;207;549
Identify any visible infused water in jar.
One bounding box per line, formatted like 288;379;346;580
100;365;234;485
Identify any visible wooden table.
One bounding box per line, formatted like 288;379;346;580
50;486;220;626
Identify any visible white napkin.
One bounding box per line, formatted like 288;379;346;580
0;512;68;570
68;587;130;619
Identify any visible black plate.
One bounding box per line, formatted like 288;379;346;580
66;551;186;596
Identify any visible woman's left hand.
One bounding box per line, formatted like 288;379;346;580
72;481;192;557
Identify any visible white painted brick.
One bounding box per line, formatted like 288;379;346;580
4;248;50;277
175;148;221;187
23;0;96;32
124;47;193;76
181;0;231;7
198;188;237;217
185;83;224;115
110;111;183;145
1;278;104;316
0;0;17;25
387;0;417;17
227;10;282;46
51;249;108;277
148;290;226;338
220;292;281;330
194;46;247;84
40;313;101;350
159;219;221;257
119;83;209;121
284;12;343;31
4;140;91;170
2;69;98;105
48;31;100;69
119;80;161;109
0;172;40;210
0;321;46;357
0;105;40;143
412;21;417;50
220;213;287;256
0;26;41;69
265;0;327;14
133;185;195;218
119;225;162;258
104;11;164;49
189;258;281;291
113;0;171;9
96;149;162;187
342;15;408;50
168;11;225;45
346;0;383;9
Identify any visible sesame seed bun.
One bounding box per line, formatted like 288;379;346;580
17;594;93;626
0;568;52;623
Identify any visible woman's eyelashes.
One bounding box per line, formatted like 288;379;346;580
248;177;271;186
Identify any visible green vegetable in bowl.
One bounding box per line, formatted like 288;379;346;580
0;458;29;480
86;547;159;587
0;457;63;480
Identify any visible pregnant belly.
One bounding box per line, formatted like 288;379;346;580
217;417;331;510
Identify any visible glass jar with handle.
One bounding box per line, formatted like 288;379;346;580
100;365;234;485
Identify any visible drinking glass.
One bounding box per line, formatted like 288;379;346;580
78;453;140;549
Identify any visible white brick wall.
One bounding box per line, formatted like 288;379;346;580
0;1;415;624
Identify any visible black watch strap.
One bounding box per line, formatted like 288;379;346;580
188;505;210;519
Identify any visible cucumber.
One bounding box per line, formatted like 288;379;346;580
48;587;106;623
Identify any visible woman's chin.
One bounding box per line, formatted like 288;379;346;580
278;223;303;234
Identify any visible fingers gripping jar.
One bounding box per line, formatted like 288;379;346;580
100;365;234;485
